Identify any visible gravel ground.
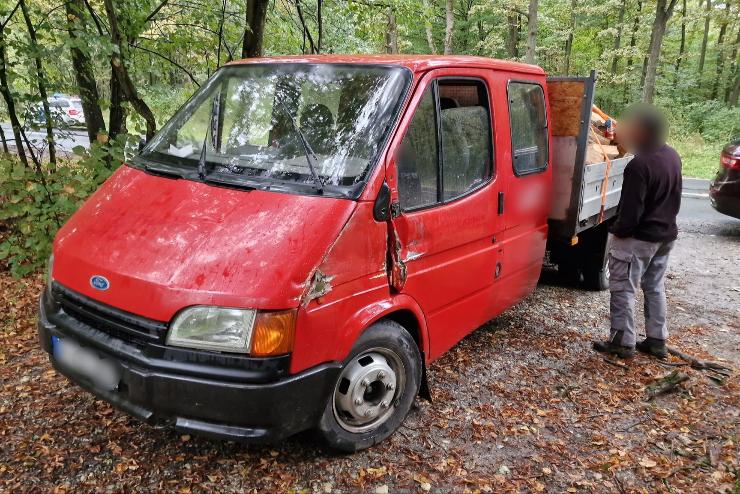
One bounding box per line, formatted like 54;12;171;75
1;198;738;493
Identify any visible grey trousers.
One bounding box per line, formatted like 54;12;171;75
608;234;675;347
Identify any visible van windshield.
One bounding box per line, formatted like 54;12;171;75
138;64;410;196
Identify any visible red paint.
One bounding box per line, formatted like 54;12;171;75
52;56;551;375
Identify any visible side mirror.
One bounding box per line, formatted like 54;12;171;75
137;137;147;153
373;182;391;221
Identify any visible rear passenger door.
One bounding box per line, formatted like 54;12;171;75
386;69;504;359
496;80;552;309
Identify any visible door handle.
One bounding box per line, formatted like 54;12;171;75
498;191;504;215
495;262;502;279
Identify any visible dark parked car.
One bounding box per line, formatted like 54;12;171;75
710;137;740;219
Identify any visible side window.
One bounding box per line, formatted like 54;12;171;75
397;88;438;210
397;79;493;210
439;80;492;201
508;82;548;175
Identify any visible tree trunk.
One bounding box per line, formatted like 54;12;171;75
19;0;56;166
698;0;711;75
710;1;731;99
386;7;398;54
526;0;538;64
444;0;454;54
725;27;740;102
626;0;642;68
643;0;678;103
0;27;28;167
506;10;519;58
673;0;687;88
242;0;269;58
729;70;739;106
0;124;8;154
66;0;106;144
563;0;577;74
108;72;127;140
295;0;319;54
610;0;627;75
103;0;156;140
422;0;437;54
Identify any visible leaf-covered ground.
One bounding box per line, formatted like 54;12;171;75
1;205;738;493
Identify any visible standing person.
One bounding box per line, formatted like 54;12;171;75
593;105;682;359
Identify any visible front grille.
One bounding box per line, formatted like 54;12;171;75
51;282;167;345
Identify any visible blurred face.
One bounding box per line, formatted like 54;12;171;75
618;115;648;153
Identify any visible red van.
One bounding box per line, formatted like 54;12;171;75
39;56;627;451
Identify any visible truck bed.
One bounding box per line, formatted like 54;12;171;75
546;72;632;241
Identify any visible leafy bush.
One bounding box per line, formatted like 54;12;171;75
0;135;133;276
663;99;740;144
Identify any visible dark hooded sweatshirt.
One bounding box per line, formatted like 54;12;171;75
610;144;682;242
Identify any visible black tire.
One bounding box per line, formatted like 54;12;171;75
317;320;422;452
583;252;610;291
557;262;582;286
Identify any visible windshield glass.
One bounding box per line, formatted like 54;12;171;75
139;64;410;195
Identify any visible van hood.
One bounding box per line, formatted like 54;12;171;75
53;166;356;322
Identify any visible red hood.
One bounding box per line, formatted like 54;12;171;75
53;166;355;321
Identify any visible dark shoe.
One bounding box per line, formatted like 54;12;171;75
636;337;668;359
593;331;636;358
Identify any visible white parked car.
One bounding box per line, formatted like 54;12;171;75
26;95;86;128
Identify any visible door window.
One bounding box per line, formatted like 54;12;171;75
508;82;548;175
439;80;492;201
397;79;492;210
397;88;439;210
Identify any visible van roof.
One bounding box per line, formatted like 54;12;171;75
226;54;545;76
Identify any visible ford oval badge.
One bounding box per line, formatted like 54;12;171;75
90;275;110;291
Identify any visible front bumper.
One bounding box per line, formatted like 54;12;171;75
38;290;341;442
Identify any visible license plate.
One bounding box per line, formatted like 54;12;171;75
52;336;122;391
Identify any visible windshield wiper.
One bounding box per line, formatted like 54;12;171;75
198;90;221;179
274;94;324;193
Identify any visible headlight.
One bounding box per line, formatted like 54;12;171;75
167;307;256;353
167;306;298;356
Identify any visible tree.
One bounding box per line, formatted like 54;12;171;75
563;0;577;74
0;2;28;167
642;0;679;103
673;0;687;88
386;7;399;53
526;0;538;64
422;0;437;54
19;0;56;166
444;0;454;54
65;0;106;143
698;0;711;75
610;0;627;75
710;1;732;99
242;0;269;58
506;9;520;59
102;0;157;140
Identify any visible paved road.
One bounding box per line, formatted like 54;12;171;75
679;193;740;232
1;122;90;159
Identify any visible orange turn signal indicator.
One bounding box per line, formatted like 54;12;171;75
250;309;297;357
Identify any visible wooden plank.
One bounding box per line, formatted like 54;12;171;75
547;81;585;137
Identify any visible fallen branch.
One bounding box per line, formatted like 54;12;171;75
666;347;732;372
646;371;690;400
604;357;629;370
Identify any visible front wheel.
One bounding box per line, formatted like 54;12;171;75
317;320;422;452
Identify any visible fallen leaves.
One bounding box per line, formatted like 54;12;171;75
0;262;738;493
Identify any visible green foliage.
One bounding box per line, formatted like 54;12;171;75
0;136;131;277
